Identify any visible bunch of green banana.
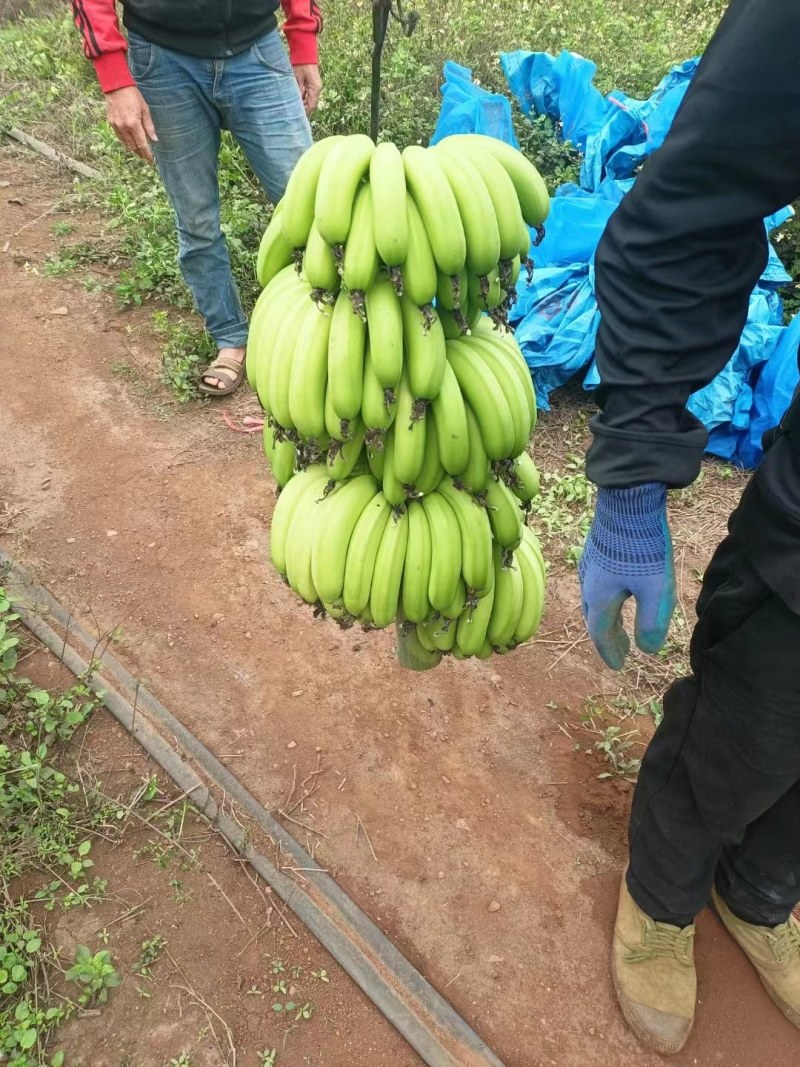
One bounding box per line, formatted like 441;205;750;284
253;134;554;666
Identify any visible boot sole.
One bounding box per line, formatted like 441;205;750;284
711;893;800;1030
611;944;693;1055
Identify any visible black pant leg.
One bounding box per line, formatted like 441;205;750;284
627;532;800;926
716;779;800;926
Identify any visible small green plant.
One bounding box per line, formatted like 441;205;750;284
311;968;330;983
529;454;594;563
168;1054;193;1067
152;311;215;404
65;946;122;1006
135;935;167;977
258;1050;277;1067
594;726;642;779
51;221;75;237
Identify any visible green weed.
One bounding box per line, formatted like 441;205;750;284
0;588;128;1065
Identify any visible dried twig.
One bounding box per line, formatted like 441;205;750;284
355;813;377;862
206;873;249;930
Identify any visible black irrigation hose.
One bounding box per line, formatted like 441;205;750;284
0;549;506;1067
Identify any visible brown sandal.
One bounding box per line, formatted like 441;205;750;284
198;353;247;397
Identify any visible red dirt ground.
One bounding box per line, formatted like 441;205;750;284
2;147;798;1065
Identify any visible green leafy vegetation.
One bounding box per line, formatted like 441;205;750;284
0;588;124;1065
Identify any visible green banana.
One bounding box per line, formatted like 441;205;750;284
467;336;532;456
397;622;443;669
437;138;525;262
437;476;493;595
366;437;386;480
250;270;306;399
444;134;550;227
421;492;462;613
438;308;472;340
284;472;331;602
267;289;318;428
381;432;407;507
455;570;495;657
401;297;446;401
400;195;438;307
436;270;468;313
402;145;466;277
475;641;493;660
487;547;525;649
281;136;344;249
315;134;375;248
461;403;491;493
342;492;393;616
431;148;501;277
327;420;366;480
328;290;367;421
468;269;504;312
288;300;332;439
365;276;404;388
362;345;398;430
256;201;293;288
508;451;540;502
513;540;545;645
263;420;296;489
341;182;379;297
446;340;515;460
370;141;408;267
401;501;433;624
270;465;329;576
392;370;427;487
522;525;547;581
412;416;444;496
311;474;378;604
303;220;340;292
325;384;352;442
414;621;439;654
370;506;410;628
431;360;469;475
419;617;457;653
473;322;537;431
484;475;524;549
322;599;350;621
441;576;467;620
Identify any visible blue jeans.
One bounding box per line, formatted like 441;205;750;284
127;30;311;348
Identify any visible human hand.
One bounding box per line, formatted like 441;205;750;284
579;483;676;670
293;63;322;114
105;86;158;162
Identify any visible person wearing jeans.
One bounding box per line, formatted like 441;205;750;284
71;1;321;395
580;0;800;1054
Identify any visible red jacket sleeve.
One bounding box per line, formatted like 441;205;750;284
70;0;135;93
281;0;322;66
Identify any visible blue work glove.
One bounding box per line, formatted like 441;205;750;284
579;483;676;670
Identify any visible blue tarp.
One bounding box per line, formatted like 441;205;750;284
431;56;799;468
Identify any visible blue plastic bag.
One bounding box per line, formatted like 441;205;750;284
430;62;518;147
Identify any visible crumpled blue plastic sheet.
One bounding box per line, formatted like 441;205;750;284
430;61;519;147
431;56;797;466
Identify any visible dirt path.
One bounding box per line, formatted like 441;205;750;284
2;148;798;1066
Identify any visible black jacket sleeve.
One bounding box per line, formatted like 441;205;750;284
586;0;800;489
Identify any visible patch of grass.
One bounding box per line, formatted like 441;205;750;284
134;934;167;978
529;453;594;565
152;312;215;404
0;587;127;1066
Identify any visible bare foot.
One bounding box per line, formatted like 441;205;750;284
201;346;246;392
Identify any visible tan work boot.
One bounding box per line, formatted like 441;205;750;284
612;873;697;1054
712;887;800;1028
